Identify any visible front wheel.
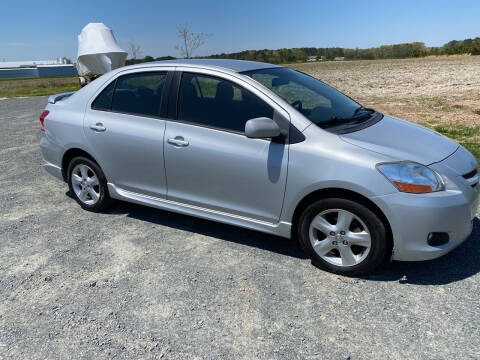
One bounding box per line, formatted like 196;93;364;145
297;197;388;275
67;156;113;212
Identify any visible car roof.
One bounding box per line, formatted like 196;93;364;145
128;59;282;73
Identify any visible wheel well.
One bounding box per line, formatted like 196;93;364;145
291;188;393;258
61;148;97;182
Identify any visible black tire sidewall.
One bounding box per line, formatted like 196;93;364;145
67;156;111;212
298;197;387;275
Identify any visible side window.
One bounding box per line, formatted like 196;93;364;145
110;72;167;117
178;73;273;133
92;80;115;110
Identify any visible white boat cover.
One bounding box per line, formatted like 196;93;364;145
77;23;127;76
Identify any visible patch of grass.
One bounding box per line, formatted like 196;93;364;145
474;109;480;116
418;97;445;107
433;124;480;161
461;141;480;160
434;124;480;137
0;83;80;98
417;97;463;112
0;77;80;98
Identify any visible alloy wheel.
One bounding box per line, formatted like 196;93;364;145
71;164;101;206
308;209;371;267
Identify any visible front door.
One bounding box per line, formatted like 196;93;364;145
163;72;289;223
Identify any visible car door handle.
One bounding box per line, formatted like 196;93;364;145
89;123;106;132
168;137;189;147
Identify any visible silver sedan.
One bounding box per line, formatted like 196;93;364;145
40;59;479;275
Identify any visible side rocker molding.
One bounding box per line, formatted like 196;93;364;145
107;183;292;238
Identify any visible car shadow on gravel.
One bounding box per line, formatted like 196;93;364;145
104;199;308;260
71;191;478;283
362;217;480;285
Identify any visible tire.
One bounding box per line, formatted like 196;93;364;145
67;156;113;212
297;197;387;275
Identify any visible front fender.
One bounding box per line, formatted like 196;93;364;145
280;124;397;223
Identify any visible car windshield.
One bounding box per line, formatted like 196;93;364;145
242;67;374;127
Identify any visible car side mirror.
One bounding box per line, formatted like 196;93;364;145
245;117;281;139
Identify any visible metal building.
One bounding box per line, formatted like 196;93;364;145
0;57;78;79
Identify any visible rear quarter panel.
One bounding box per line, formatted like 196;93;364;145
42;86;97;173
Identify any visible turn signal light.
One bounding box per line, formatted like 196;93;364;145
393;181;432;193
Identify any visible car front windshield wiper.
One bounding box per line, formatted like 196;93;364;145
320;107;376;126
353;106;375;116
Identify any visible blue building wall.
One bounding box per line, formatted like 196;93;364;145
0;68;38;79
37;65;78;77
0;65;77;79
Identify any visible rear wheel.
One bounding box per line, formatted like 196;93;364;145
67;156;113;212
297;197;387;275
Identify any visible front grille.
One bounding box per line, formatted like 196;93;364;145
463;168;478;180
463;168;478;188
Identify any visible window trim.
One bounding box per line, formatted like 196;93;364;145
90;71;170;120
173;71;276;136
166;71;181;120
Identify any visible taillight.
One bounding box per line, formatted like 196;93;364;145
39;110;49;132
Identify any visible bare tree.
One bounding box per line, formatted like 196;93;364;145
174;24;212;59
128;41;142;60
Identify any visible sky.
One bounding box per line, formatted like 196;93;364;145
1;0;480;61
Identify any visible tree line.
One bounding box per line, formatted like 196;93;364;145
126;36;480;65
208;37;480;63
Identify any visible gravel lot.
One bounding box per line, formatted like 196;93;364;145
0;96;479;360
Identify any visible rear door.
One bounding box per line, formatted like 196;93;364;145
163;70;289;223
84;70;170;198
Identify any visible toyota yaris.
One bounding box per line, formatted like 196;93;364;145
40;59;479;275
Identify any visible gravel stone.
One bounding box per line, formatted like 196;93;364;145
0;96;479;359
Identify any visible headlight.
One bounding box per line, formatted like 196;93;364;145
376;162;445;193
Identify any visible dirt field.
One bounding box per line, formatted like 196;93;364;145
290;55;480;127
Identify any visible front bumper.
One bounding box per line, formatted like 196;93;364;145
372;183;478;261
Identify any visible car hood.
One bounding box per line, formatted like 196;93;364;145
340;115;459;164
